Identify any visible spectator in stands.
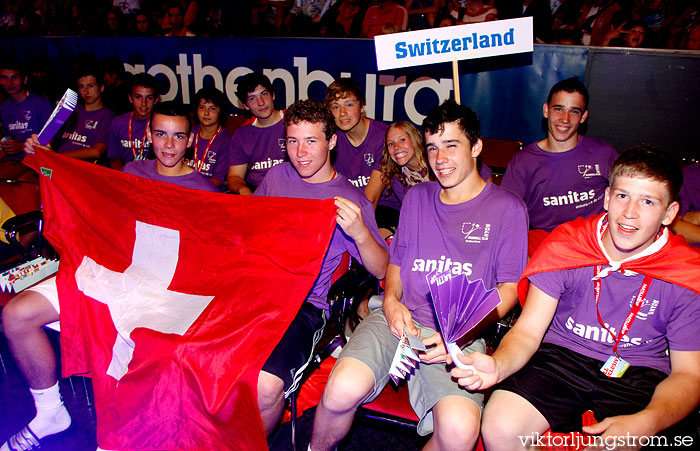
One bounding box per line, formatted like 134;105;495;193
165;3;195;36
437;14;457;27
496;0;553;42
501;77;616;254
53;65;115;163
255;98;388;437
0;56;52;162
107;73;159;170
310;99;527;451
186;87;230;188
288;0;336;36
680;22;700;49
405;0;440;29
226;72;287;194
457;147;700;451
324;78;387;206
450;0;497;23
600;20;647;47
251;0;292;36
571;0;621;46
104;8;123;36
133;11;154;36
335;0;361;36
1;101;217;451
361;0;408;38
101;56;131;115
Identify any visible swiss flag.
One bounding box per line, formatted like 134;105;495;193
23;150;337;450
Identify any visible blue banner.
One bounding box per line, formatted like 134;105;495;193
1;37;587;147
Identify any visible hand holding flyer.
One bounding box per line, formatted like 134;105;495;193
426;269;502;371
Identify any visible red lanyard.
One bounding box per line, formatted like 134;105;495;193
128;113;151;160
593;266;652;356
594;218;653;356
193;126;222;172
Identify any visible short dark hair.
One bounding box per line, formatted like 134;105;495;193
609;146;683;204
129;72;158;95
324;78;365;107
193;87;227;124
75;66;104;87
235;72;274;104
0;55;26;80
547;77;589;111
422;99;481;146
285;99;336;141
152;101;192;134
101;56;125;76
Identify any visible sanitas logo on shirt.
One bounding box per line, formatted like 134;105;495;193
120;138;149;148
364;153;374;167
542;189;600;207
62;131;87;143
7;121;28;131
348;174;371;188
411;255;472;276
251;158;285;171
565;316;643;346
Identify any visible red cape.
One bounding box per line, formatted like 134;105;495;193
518;213;700;305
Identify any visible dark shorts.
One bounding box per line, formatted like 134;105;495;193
261;302;326;399
497;343;698;442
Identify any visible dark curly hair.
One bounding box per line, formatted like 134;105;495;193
285;99;337;141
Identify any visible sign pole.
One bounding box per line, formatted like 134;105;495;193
452;60;461;105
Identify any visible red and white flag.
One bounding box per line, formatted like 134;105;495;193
24;150;337;450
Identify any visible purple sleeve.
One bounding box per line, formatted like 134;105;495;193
492;197;528;283
501;156;527;200
666;289;700;351
107;121;121;159
528;270;567;301
227;130;250;167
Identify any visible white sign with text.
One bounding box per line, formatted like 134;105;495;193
374;17;534;71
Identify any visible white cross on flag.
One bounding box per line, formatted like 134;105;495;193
25;150;337;450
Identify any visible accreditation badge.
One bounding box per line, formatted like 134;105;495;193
600;355;630;378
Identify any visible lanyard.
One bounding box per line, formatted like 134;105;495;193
193;126;222;172
594;219;653;356
128;113;151;160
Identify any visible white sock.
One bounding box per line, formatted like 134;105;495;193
27;382;71;438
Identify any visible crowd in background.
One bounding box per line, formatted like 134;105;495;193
0;0;698;49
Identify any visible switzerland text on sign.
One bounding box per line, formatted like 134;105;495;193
374;17;534;71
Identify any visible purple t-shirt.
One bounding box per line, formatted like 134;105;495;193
1;92;52;161
227;120;287;188
502;136;617;232
531;266;700;375
185;125;231;182
107;112;152;164
679;163;700;217
122;160;219;192
335;119;388;189
390;182;528;330
57;105;115;153
255;162;387;311
1;92;52;141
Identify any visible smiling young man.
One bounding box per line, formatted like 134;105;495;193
502;77;617;239
0;56;52;162
226;72;286;194
186;87;230;188
253;99;389;437
107;73;159;170
454;147;700;450
310;100;528;451
324;78;388;204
